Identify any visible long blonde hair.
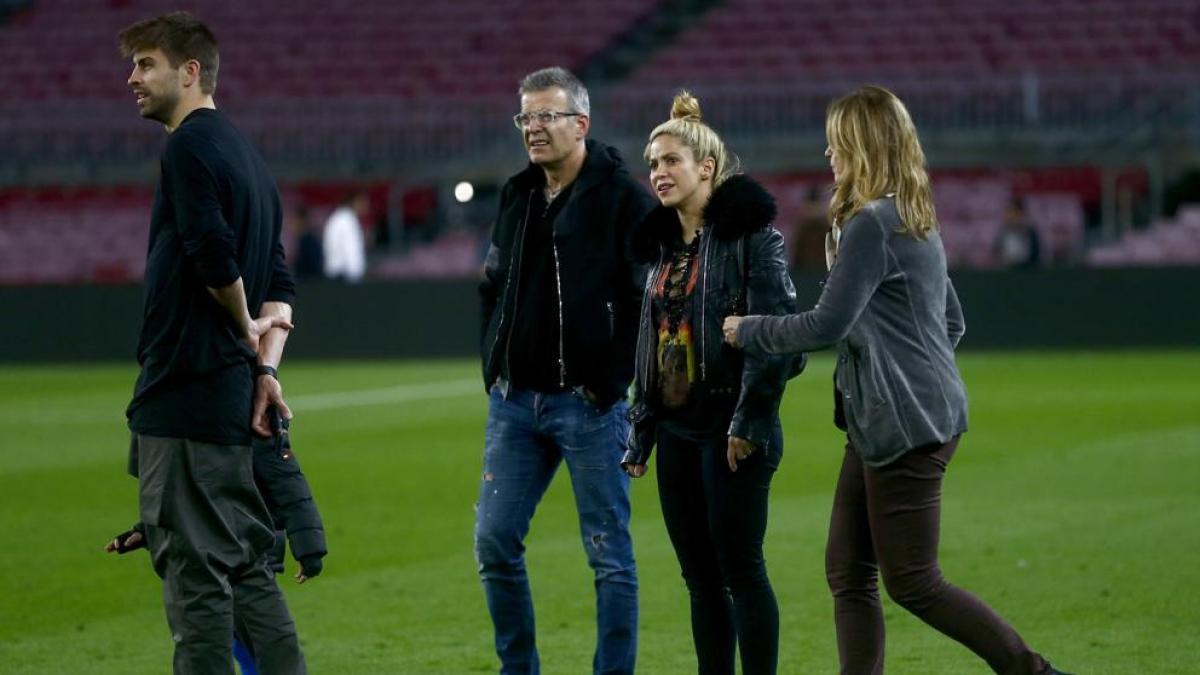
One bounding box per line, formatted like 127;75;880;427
826;85;937;238
644;91;739;188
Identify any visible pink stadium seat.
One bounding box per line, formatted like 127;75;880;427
0;188;151;284
1085;212;1200;268
623;0;1200;86
0;0;655;103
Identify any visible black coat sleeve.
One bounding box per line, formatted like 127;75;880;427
594;176;657;406
478;183;512;389
162;134;241;288
252;441;327;563
266;236;297;305
729;228;805;451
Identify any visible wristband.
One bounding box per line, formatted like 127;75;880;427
255;365;279;379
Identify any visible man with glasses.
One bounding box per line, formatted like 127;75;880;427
476;66;656;674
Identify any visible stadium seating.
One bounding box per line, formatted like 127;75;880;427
0;0;654;103
1087;206;1200;266
0;167;1097;284
0;0;1191;282
623;0;1200;88
0;186;150;284
759;171;1087;270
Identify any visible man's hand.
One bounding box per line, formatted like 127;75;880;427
624;463;647;478
252;373;292;437
726;435;757;472
207;279;292;352
722;316;744;348
243;314;293;353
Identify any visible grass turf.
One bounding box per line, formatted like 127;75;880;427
0;350;1197;674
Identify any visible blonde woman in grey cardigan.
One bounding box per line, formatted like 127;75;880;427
723;86;1069;675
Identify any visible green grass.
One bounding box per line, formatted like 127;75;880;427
1;351;1198;674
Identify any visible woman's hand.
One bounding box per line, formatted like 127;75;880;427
723;316;744;347
727;435;757;472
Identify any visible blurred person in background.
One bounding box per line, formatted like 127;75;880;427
475;66;656;675
287;203;323;280
620;91;804;675
993;198;1041;269
724;86;1071;675
119;11;305;674
322;189;369;282
791;185;832;272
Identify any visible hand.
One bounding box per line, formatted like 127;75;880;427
242;314;293;353
252;372;292;437
726;435;757;472
722;316;744;348
104;529;144;553
624;463;647;478
296;556;322;584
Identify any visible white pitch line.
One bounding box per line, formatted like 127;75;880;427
288;378;481;411
0;379;484;425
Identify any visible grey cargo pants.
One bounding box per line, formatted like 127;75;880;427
133;434;306;675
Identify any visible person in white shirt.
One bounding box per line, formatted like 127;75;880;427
322;190;369;281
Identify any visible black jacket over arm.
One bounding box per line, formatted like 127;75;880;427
480;139;657;407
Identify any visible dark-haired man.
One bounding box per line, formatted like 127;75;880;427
118;12;305;674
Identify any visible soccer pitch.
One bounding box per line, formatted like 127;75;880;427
1;351;1197;674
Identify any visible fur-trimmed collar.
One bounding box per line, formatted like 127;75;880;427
632;174;777;262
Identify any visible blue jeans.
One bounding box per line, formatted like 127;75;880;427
474;384;638;675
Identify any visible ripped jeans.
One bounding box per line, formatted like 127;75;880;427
474;385;637;675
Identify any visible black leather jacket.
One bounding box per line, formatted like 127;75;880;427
623;175;805;466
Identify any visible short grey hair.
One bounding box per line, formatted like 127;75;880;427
518;67;590;116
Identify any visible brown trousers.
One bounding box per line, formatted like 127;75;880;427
825;436;1049;675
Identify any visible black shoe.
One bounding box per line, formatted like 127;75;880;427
1046;666;1074;675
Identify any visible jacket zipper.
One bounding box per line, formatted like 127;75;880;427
699;230;713;381
551;214;567;387
491;192;535;379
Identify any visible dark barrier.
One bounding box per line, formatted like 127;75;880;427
0;267;1195;362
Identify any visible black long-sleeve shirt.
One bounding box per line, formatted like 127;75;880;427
127;108;295;446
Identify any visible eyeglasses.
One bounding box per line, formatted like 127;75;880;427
512;110;583;129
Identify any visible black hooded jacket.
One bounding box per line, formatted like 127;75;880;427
480;139;657;406
624;175;805;464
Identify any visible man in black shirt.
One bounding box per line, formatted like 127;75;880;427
118;13;305;674
476;67;656;674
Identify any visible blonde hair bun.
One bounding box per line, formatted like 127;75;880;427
670;91;702;122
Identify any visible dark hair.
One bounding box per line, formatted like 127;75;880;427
340;189;369;206
118;12;219;94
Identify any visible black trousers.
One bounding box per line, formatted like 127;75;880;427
655;423;781;675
